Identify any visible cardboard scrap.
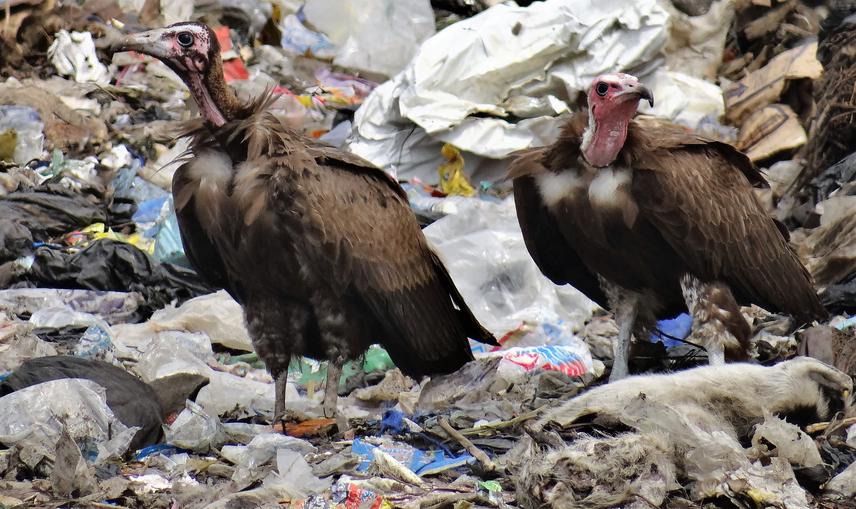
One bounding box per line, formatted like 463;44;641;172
724;42;822;123
736;104;807;162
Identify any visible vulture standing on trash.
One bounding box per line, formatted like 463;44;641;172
111;22;496;418
509;73;827;381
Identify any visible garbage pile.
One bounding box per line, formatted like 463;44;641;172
0;0;855;508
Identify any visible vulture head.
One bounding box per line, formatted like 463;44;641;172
111;22;238;127
582;73;654;167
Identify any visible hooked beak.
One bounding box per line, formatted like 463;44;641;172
616;84;654;108
109;28;171;59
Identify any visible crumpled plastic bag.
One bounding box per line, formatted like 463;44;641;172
422;196;598;339
303;0;435;77
0;288;142;324
48;31;111;85
348;0;674;180
0;105;44;165
221;432;316;484
137;290;253;352
17;239;215;317
352;437;474;477
0;379;138;463
164;400;225;452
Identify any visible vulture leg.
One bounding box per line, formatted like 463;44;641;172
274;372;289;425
244;303;307;425
680;275;751;365
323;360;342;418
609;294;640;382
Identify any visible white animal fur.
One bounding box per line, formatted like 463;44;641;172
535;357;852;430
515;358;851;509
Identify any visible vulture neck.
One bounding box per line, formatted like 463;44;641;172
581;107;631;168
185;57;241;128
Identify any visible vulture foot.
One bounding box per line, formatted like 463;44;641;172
323;361;342;418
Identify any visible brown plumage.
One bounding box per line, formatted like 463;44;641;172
509;73;826;380
112;23;496;418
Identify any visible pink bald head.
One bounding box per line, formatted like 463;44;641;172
581;73;654;167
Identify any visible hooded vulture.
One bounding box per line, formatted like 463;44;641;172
509;73;827;381
111;22;496;418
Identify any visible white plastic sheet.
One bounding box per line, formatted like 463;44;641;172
0;379;138;463
303;0;435;78
348;0;688;181
423;196;598;339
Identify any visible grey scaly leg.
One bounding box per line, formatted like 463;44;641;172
610;295;639;382
323;361;342;418
274;371;289;425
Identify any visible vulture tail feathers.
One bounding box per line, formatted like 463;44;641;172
362;278;479;380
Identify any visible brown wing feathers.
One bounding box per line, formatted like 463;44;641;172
511;112;826;323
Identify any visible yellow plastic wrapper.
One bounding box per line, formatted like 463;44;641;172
72;223;155;255
437;143;476;197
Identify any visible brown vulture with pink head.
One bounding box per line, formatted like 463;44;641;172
509;73;827;381
111;22;496;418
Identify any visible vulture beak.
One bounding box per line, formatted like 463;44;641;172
637;85;654;108
109;28;172;60
616;83;655;108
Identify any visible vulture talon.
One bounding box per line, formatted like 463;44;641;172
110;22;498;419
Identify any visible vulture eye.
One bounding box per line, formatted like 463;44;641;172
595;82;609;96
177;31;194;48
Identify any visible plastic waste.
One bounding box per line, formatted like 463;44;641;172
329;477;390;509
0;326;58;373
475;344;594;381
51;426;98;497
280;13;338;59
153;209;187;265
143;290;253;352
99;144;135;171
164;400;225;453
348;0;671;179
0;288;143;324
263;448;332;498
0;106;44;164
422;196;598;339
28;306;111;332
352;437;474;477
132;339;281;419
20;239;214;316
303;0;435;77
74;324;116;362
48;31;111;85
0;379;138;463
222;432;316;484
438;144;476;197
825;460;856;498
